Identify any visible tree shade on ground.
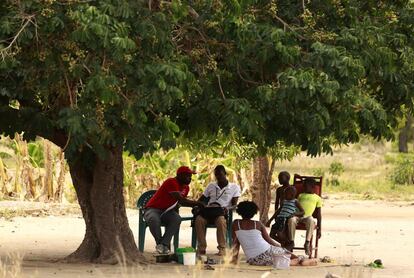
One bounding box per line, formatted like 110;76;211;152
0;0;413;263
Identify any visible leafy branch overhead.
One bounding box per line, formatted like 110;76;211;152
177;0;414;155
0;0;413;159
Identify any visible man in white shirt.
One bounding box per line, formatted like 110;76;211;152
195;165;241;256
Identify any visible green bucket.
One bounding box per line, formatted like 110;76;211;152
176;247;196;264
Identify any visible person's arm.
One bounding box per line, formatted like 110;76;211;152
275;188;281;212
229;197;238;209
294;200;305;217
170;192;205;207
231;221;240;264
226;185;241;214
222;197;238;215
266;206;283;227
267;189;281;227
260;221;281;247
198;195;208;204
315;207;322;238
266;213;276;227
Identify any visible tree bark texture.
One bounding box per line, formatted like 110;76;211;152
399;115;412;153
0;158;8;197
43;139;54;200
252;156;275;224
65;146;142;264
14;133;23;199
54;150;66;202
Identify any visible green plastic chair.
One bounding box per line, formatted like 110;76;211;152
190;209;234;249
136;190;192;252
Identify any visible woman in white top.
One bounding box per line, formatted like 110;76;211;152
231;201;317;266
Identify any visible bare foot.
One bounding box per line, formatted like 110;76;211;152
301;259;318;266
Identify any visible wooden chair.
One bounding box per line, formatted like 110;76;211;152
136;190;192;252
292;174;323;258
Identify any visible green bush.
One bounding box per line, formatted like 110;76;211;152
390;156;414;185
312;168;325;177
329;161;345;176
328;161;345;186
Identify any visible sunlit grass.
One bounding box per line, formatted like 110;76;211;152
276;141;414;201
0;209;26;221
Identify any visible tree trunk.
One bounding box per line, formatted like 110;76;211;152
252;156;275;224
235;169;243;193
399;115;412;153
14;133;23;199
0;157;7;197
65;146;142;264
54;150;66;202
20;139;37;199
43;139;54;200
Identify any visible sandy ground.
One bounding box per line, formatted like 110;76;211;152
0;198;413;278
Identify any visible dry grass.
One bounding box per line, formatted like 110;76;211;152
0;209;26;221
0;251;373;278
0;251;378;278
0;254;23;278
276;141;414;201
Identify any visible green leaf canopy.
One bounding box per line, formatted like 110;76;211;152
0;0;413;158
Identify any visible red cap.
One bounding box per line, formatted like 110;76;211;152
176;166;197;175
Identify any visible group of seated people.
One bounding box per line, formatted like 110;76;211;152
143;165;321;267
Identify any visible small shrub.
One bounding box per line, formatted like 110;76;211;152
328;161;345;186
312;168;325;177
390;156;414;185
329;161;345;176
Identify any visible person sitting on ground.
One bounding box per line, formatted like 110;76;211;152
267;187;304;235
195;165;241;256
144;166;205;254
231;201;317;267
287;177;322;255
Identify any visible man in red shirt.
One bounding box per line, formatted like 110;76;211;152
144;166;204;254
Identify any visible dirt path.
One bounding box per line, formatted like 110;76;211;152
1;199;413;277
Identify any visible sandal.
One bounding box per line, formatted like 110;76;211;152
206;258;218;265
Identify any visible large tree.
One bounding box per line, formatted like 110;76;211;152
0;0;200;263
1;0;414;263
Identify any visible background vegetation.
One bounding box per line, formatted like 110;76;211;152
1;135;413;206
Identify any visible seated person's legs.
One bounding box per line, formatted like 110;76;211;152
143;208;163;252
286;216;299;251
160;210;182;251
301;216;316;255
215;216;227;255
270;220;290;247
269;223;277;239
195;215;208;255
274;230;289;248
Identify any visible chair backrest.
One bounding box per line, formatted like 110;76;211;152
293;174;323;197
136;190;157;209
